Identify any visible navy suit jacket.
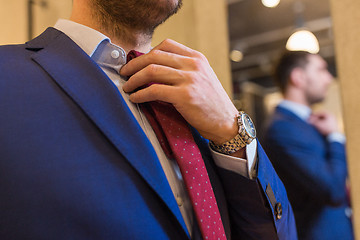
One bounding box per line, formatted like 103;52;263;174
264;106;353;240
0;28;296;240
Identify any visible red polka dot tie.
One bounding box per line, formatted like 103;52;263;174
127;50;226;240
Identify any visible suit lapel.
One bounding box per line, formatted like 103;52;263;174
26;28;188;235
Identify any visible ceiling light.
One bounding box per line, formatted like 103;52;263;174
230;50;244;62
261;0;280;8
286;29;319;53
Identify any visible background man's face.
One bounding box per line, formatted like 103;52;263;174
303;55;333;105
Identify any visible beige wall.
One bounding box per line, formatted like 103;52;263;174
0;1;27;44
32;1;72;37
331;0;360;238
0;0;72;45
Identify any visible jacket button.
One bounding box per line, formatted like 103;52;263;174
275;203;282;220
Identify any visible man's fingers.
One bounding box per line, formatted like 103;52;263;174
152;39;199;57
120;49;191;76
120;39;206;77
123;65;186;93
128;84;177;104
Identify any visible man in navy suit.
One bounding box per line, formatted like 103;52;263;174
264;51;353;239
0;0;297;239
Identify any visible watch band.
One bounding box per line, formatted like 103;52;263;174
210;133;247;154
210;111;256;155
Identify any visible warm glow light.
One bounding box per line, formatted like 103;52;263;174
286;29;320;53
230;50;244;62
261;0;280;8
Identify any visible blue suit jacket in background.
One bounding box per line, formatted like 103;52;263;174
0;28;297;240
264;106;353;240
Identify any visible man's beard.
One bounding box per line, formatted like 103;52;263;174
305;89;326;105
307;95;324;105
90;0;182;40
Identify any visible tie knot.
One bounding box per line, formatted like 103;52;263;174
127;50;144;63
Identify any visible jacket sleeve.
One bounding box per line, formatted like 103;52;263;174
216;142;298;240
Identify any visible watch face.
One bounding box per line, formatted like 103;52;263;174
242;113;256;138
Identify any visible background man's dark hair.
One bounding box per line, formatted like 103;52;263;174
273;50;313;94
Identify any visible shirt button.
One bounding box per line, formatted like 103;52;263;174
176;197;183;207
111;50;120;59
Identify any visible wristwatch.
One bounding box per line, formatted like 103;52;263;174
210;111;256;154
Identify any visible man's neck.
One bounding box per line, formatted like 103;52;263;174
104;28;153;54
70;6;152;53
284;89;311;108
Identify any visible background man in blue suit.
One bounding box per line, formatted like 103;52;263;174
0;0;297;239
264;50;353;239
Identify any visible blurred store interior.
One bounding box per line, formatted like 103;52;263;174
227;0;342;140
0;0;343;141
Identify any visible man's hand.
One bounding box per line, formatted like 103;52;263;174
308;111;338;136
120;39;238;145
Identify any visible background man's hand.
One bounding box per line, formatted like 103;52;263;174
121;39;238;145
308;111;339;136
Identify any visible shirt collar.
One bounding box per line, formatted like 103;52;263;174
278;100;312;121
54;19;127;73
54;19;110;57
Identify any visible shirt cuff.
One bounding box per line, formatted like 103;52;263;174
210;139;258;179
327;132;346;144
